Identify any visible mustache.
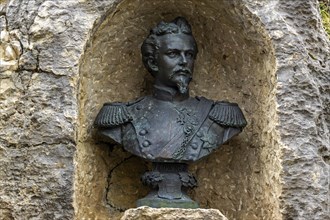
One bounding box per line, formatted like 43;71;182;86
170;68;192;79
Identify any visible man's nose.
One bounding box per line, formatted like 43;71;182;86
179;52;187;65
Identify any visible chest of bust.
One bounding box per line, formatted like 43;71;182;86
124;97;198;157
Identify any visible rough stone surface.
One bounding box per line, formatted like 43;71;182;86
243;1;330;219
0;0;328;219
0;0;117;219
120;207;228;220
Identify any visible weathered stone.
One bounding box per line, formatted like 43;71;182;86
18;50;38;70
120;207;228;220
0;0;328;219
0;143;74;219
0;29;21;72
242;1;330;219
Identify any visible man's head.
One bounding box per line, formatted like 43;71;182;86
141;17;198;94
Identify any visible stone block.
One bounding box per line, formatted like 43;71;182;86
120;206;228;220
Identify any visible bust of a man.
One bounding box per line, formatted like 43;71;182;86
95;17;246;162
94;17;247;207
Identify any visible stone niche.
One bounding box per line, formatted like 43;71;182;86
77;0;280;219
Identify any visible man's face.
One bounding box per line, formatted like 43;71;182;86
154;33;196;94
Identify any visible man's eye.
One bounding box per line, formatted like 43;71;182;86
186;52;194;58
167;51;177;57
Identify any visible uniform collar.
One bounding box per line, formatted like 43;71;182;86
153;85;189;102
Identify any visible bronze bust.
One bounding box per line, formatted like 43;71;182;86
94;17;247;208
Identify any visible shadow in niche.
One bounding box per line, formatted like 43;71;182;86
76;0;279;219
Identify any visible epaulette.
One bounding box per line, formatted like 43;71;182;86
209;101;247;128
94;102;132;128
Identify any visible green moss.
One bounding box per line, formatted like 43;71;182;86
319;0;330;38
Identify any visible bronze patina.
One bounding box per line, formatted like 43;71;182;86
94;17;247;208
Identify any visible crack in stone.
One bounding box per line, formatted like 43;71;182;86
105;154;134;212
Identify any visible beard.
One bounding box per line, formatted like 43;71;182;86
170;72;192;94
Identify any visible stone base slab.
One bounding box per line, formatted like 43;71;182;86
120;206;228;220
136;192;199;209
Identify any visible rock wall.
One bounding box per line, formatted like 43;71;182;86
244;1;330;219
0;0;328;219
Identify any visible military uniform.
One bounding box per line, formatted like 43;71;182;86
94;87;247;163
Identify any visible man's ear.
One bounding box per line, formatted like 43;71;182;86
148;58;158;72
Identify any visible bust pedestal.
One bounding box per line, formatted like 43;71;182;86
120;206;228;220
137;162;198;208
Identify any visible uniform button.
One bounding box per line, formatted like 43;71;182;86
139;129;147;135
146;154;154;160
191;143;198;150
142;140;150;147
135;105;142;110
197;131;203;137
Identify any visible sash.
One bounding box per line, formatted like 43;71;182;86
156;97;213;159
